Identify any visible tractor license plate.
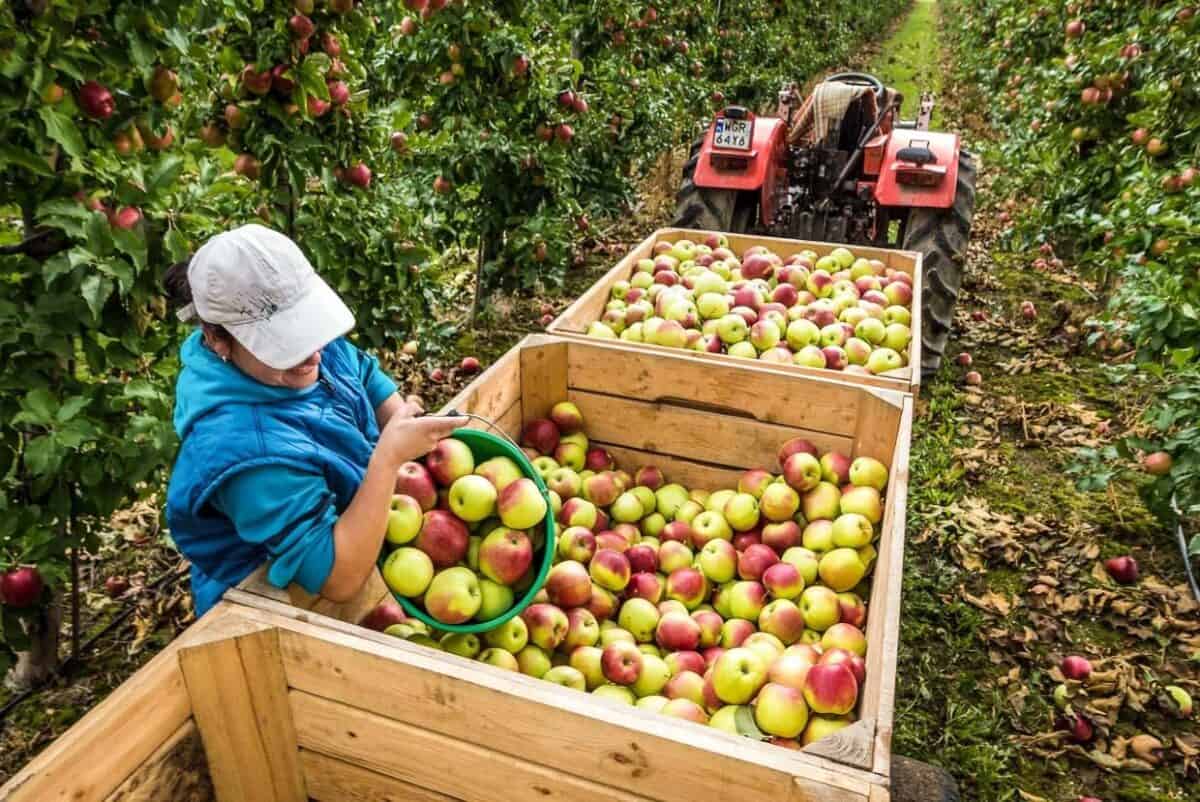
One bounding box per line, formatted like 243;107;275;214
713;118;753;150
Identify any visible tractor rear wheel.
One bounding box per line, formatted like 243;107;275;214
673;139;755;232
903;151;976;379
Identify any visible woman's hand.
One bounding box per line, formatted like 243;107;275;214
374;414;466;469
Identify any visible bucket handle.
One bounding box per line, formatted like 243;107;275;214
444;409;524;452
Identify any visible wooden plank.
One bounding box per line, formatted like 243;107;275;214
179;629;306;802
300;751;460;802
0;606;249;802
493;399;522;439
866;398;912;776
907;251;924;387
517;339;569;423
801;718;875;771
569;389;854;472
309;567;390;624
562;338;867;435
547;227;921;391
104;721;213;802
869;783;892;802
292;692;653;802
270;617;877;802
600;443;745;493
852;390;905;465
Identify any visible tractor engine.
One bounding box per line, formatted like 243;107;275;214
771;145;881;245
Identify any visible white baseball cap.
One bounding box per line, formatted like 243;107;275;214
177;224;355;370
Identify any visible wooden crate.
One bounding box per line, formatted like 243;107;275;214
548;227;923;392
2;335;912;802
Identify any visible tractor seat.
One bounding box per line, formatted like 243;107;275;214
789;81;878;149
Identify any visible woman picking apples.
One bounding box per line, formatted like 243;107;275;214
163;225;463;615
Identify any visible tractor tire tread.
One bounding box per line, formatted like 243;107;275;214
904;151;976;379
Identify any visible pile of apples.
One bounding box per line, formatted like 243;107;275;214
382;437;551;626
377;400;887;749
584;236;915;376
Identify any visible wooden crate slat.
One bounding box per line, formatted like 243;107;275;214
103;721;213;802
518;340;570;423
569;388;855;471
273;621;876;801
301;750;461;802
0;606;256;802
292;691;653;802
865;399;913;777
179;629;306;802
443;347;523;427
561;337;869;434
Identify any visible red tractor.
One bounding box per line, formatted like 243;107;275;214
675;73;976;376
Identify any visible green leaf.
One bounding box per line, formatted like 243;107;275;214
23;434;64;477
80;274;114;320
165;228;190;262
17;389;56;427
111;230;147;273
146;155;185;196
733;704;769;740
37;107;86;160
0;144;53;176
56;396;90;423
42;254;75;289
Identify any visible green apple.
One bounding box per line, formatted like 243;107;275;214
866;347;903;374
592;684;637;705
781;547;821;586
884;305;911;326
724;492;760;531
712;647;768;704
569;645;606;689
706;489;736;513
786;319;821;350
799;585;841;632
716;314;749;344
793;345;827;368
635;695;670;713
699;539;738;583
587;321;617;339
516;644;552;678
818;548;867;592
618;597;661;643
631;654;671;697
831;513;874;548
610;490;644;523
543;665;587;691
423;567;482;625
478;647;519;671
655;483;690;520
801;715;853;746
755;683;810;738
630;485;657;516
484;614;529;653
448;474;498;522
497;477;548;530
477;578;514;619
854;317;886;345
441;632;482;659
531;456;559;480
382;547;434;598
476;455;525;491
386;494;423;545
883;322;911;352
849;457;888;491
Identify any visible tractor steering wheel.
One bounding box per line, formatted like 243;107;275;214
824;72;886;103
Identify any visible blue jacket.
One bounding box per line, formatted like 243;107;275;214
165;331;397;616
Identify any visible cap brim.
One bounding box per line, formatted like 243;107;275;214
224;276;355;370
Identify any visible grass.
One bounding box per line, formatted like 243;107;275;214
867;0;943;128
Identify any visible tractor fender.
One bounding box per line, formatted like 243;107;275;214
873;129;960;209
693;115;788;224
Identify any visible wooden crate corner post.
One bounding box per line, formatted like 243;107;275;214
178;627;307;802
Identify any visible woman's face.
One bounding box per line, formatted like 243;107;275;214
204;328;322;390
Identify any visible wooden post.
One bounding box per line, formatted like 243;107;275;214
178;628;306;802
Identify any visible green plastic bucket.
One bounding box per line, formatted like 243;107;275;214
379;426;556;634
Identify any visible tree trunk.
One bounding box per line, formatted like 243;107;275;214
5;596;61;692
